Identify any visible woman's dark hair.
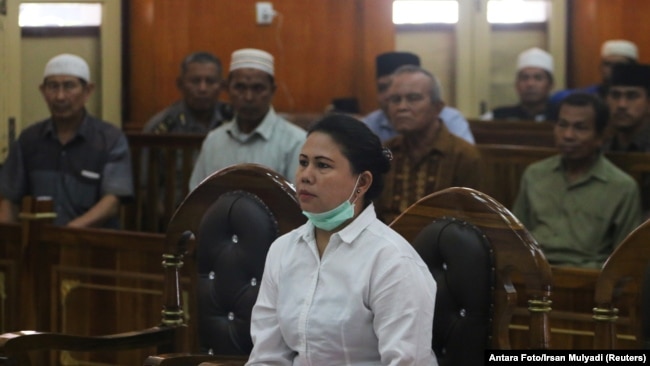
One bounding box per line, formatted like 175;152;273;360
307;113;391;206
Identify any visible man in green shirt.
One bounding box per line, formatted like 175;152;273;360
512;93;642;268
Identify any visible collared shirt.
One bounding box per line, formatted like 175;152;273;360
377;124;482;223
512;154;642;268
480;103;558;122
362;107;475;144
142;100;227;134
189;107;306;190
0;113;134;228
247;204;438;366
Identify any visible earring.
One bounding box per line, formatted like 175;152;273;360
356;189;361;193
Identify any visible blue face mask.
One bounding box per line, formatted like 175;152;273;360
302;176;361;231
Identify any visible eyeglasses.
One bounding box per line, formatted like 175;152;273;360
387;93;427;105
43;81;83;94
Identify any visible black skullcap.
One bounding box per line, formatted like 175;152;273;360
610;63;650;90
331;97;360;114
376;52;420;78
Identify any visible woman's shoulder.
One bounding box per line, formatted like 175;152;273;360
365;219;418;255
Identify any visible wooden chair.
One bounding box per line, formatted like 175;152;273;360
144;163;305;365
593;218;650;349
389;187;553;364
0;164;305;365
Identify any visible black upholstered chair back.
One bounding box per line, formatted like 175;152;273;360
412;217;495;366
196;190;280;355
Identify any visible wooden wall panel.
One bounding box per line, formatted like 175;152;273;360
126;0;394;129
569;0;650;89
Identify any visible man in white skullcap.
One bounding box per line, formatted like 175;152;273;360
550;39;639;104
189;48;306;190
481;47;558;122
0;53;134;228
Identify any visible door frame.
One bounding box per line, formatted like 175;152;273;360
6;0;121;133
455;0;567;118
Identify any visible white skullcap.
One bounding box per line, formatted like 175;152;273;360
229;48;274;76
517;47;553;74
601;40;638;60
43;53;90;83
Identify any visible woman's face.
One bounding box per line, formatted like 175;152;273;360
295;131;359;213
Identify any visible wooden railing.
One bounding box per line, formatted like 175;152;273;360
124;133;204;233
509;265;642;349
468;119;555;147
0;197;188;365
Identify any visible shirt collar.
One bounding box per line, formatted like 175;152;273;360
226;106;277;141
42;110;91;142
297;203;377;246
552;153;610;185
387;121;453;158
180;100;225;129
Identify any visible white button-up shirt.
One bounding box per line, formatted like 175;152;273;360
247;204;438;366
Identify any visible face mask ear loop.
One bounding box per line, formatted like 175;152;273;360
348;175;362;204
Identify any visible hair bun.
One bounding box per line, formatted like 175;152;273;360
382;147;393;162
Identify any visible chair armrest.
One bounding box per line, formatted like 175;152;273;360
0;326;181;365
144;353;248;366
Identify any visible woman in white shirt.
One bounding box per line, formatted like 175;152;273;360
246;113;438;365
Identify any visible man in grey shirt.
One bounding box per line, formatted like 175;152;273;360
0;54;133;228
189;48;306;190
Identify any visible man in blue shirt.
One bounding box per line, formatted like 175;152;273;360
363;51;474;144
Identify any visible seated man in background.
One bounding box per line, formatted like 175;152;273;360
189;48;306;190
143;51;229;134
603;63;650;152
376;65;481;223
141;52;228;217
481;47;558;122
0;54;134;228
363;51;475;144
513;93;641;268
550;39;639;104
603;63;650;217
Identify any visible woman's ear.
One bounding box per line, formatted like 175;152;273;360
358;171;373;195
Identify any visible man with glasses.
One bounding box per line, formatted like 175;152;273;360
189;48;306;190
0;53;134;228
375;65;481;223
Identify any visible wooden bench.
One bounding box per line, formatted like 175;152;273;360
469;119;555;147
